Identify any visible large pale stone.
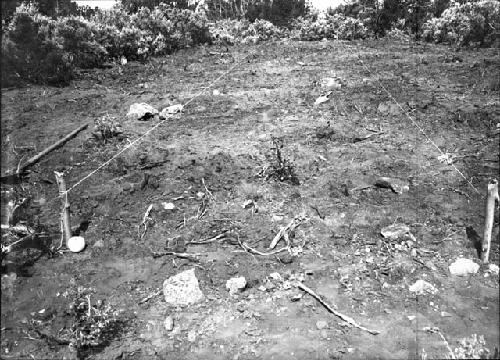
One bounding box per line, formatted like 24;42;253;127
163;268;204;306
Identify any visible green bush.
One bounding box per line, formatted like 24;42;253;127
291;13;368;41
1;4;73;86
423;0;500;46
56;17;108;68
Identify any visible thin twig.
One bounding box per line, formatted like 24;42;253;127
188;231;228;245
296;282;380;335
138;204;154;240
237;236;289;256
138;289;162;305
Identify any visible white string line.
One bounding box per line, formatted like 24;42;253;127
339;41;480;195
59;50;253;198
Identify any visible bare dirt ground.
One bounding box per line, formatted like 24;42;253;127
1;39;499;360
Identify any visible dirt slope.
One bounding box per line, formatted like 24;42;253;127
1;39;499;359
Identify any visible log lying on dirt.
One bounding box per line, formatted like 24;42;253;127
3;123;89;177
296;282;381;335
481;179;499;264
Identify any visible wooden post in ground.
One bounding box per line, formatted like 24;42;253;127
54;171;72;247
481;179;499;264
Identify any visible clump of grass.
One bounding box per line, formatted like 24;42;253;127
237;181;263;201
264;137;299;185
453;334;497;359
65;287;122;351
93;114;123;143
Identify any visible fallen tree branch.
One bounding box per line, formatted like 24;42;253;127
151;251;201;261
4;123;89;176
296;282;380;335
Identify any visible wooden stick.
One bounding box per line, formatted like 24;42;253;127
54;171;72;246
481;179;499;264
6;123;88;176
296;282;380;335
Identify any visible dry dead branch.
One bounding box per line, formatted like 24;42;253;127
5;123;89;177
151;251;202;261
237;236;289;256
269;215;307;249
296;282;381;335
481;179;499;264
188;231;228;245
138;204;154;240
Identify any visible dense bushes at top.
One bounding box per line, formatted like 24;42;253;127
423;0;500;47
1;3;212;86
290;13;368;41
2;0;499;87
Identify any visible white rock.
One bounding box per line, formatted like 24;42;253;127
160;104;184;118
488;264;499;275
242;199;254;209
212;89;221;96
127;103;159;120
162;202;175;210
164;315;174;331
409;279;438;295
67;236;85;253
449;258;479;276
163;268;204;306
187;329;196;342
268;272;282;281
316;320;329;330
381;223;411;240
226;276;247;295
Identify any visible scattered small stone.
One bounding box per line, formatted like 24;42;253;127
268;272;282;281
321;77;342;90
162;202;175;210
384;309;392;314
407;315;416;321
316;320;329;330
449;258;479;276
381;223;415;241
378;101;400;116
487;264;499;276
160;104;184;118
242;199;254;209
126;103;159;120
290;294;302;302
226;276;247;295
258;285;267;292
320;329;329;339
163;268;204;306
374;177;409;194
277;253;294;264
187;329;196;342
164;316;174;331
409;279;438;295
93;239;104;248
440;311;452;318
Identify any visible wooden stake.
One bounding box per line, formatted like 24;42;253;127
54;171;72;247
481;179;499;264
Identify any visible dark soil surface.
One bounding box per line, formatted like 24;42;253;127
1;39;499;360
